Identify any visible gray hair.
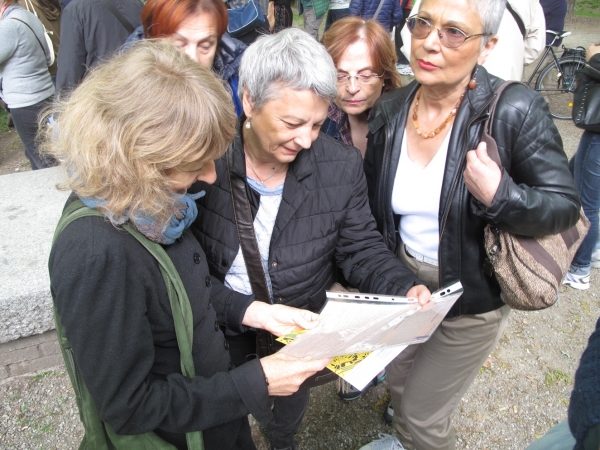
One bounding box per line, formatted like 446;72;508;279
238;28;338;110
467;0;506;40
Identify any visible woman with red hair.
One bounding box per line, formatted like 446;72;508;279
125;0;246;116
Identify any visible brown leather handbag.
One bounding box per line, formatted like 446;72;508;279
481;82;590;311
226;147;337;389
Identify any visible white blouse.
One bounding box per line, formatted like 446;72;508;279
391;128;451;262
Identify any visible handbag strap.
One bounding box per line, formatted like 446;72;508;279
52;200;204;450
480;80;527;169
98;0;135;34
226;146;273;304
11;18;48;60
373;0;386;21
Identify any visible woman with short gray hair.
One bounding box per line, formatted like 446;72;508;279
193;28;430;450
360;0;579;448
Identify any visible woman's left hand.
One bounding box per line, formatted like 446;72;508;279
242;301;321;336
463;142;502;208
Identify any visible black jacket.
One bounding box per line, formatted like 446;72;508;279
56;0;142;95
49;206;273;449
192;128;423;315
364;66;581;318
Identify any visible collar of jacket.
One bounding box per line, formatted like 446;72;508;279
229;116;315;183
367;65;503;245
213;33;247;81
368;65;499;135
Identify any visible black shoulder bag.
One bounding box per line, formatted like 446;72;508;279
226;147;337;389
572;61;600;133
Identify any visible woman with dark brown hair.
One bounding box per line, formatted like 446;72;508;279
321;17;400;157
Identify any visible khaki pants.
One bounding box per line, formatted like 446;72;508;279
388;244;511;449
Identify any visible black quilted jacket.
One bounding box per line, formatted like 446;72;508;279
364;66;581;318
192;128;423;314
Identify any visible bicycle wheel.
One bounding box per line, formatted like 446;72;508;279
535;56;586;120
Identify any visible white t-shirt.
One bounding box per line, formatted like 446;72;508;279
391;129;451;261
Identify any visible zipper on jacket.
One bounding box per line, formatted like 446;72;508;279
437;95;497;286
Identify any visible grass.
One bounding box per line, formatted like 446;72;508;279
544;368;573;388
0;108;9;134
33;371;57;382
576;0;600;16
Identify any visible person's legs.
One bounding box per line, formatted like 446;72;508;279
227;331;309;450
303;7;324;40
395;7;411;64
268;389;310;449
392;305;511;450
324;8;350;31
526;421;576;450
273;4;293;33
565;131;600;288
10;97;55;170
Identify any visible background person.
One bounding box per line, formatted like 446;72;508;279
394;0;414;75
55;0;142;96
192;28;430;450
47;40;330;450
540;0;567;46
526;316;600;450
17;0;60;84
321;16;401;158
348;0;403;33
298;0;329;39
271;0;293;33
361;0;580;448
563;43;600;291
324;0;349;32
124;0;246;116
0;0;55;170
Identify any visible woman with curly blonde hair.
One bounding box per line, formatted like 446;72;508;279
46;40;329;450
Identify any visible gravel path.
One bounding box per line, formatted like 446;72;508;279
1;14;599;450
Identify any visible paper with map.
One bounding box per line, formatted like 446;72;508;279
276;281;463;390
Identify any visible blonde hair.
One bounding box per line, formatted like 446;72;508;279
42;40;237;229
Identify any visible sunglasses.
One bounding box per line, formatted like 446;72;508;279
406;15;489;49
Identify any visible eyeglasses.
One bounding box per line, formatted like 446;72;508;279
406;15;489;49
336;72;384;85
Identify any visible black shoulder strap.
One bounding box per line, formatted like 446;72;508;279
98;0;135;34
52;200;205;449
506;2;526;39
11;18;48;59
226;146;272;304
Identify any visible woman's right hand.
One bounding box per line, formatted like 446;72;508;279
260;353;331;396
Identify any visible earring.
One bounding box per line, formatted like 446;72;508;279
469;68;478;89
245;120;251;130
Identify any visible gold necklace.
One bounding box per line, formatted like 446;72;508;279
244;152;284;185
412;88;465;139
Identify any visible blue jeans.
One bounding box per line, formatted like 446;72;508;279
568;131;600;271
526;421;576;450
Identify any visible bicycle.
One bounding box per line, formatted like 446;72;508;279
525;30;587;120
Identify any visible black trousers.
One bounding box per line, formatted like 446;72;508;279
227;331;310;449
11;96;56;170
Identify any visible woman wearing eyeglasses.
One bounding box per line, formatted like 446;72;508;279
360;0;580;449
321;17;400;157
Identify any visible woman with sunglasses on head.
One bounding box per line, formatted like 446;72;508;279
360;0;580;449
